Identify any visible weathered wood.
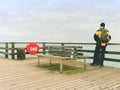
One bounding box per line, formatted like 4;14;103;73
0;58;119;90
5;43;8;58
37;55;40;66
42;43;46;54
37;45;88;72
11;43;15;59
17;48;25;60
60;59;63;73
0;42;119;63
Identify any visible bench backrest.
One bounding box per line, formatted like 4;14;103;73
45;46;83;59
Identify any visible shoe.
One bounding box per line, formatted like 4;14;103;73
90;63;97;66
99;65;104;67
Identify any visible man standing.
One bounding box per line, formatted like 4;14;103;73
91;22;111;67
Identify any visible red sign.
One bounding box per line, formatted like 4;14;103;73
26;42;40;55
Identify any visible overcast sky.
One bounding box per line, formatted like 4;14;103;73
0;0;120;42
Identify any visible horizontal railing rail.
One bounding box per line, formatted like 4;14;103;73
0;42;119;62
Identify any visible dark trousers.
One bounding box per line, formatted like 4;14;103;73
93;43;106;65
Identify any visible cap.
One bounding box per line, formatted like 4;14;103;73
100;23;105;27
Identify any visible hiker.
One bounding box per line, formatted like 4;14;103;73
91;22;111;67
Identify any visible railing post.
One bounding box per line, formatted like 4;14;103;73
73;47;77;58
43;43;46;54
61;43;65;54
11;43;15;59
5;43;8;58
61;43;64;49
61;43;64;47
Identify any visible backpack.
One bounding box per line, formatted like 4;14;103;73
100;29;110;43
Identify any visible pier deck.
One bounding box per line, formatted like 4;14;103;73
0;57;119;90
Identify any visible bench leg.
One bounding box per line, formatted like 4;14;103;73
38;56;40;66
84;58;86;69
60;59;63;73
49;55;52;65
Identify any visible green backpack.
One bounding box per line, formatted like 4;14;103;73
100;29;110;43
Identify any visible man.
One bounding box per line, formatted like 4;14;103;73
91;22;111;67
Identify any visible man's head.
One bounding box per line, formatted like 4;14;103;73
100;23;105;28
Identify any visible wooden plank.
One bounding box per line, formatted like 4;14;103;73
60;59;63;73
0;58;119;90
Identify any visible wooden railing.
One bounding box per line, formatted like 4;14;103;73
0;42;119;62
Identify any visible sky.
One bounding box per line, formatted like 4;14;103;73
0;0;120;43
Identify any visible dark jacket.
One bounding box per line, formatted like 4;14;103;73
94;27;111;46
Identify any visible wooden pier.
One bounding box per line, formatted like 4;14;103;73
0;57;119;90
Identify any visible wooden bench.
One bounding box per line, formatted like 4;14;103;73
37;46;88;72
